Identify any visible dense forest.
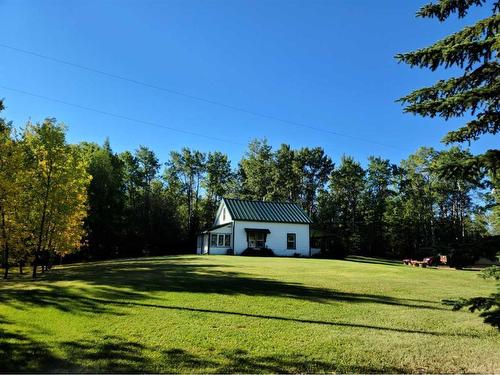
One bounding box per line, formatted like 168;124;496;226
1;100;498;278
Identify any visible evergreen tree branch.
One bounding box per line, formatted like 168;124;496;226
443;110;500;142
417;0;490;20
399;62;499;101
396;14;499;70
401;83;499;118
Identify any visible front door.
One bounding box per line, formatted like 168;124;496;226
248;232;266;249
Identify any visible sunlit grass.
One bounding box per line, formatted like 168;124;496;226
1;255;498;373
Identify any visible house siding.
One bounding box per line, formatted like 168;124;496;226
214;201;233;225
233;220;310;257
207;223;232;255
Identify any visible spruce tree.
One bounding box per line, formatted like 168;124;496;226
396;0;499;144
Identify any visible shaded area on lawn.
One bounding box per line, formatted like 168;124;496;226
344;256;403;267
0;258;448;313
0;258;445;314
0;257;493;373
85;298;479;337
0;317;407;373
0;316;68;372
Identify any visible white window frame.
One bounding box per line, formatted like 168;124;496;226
212;233;231;248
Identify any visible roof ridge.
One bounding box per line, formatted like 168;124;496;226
223;197;300;205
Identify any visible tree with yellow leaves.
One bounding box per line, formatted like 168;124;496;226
21;118;91;278
0;101;25;279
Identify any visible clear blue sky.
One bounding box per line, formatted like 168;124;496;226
0;0;496;167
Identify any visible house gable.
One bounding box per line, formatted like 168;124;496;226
213;200;233;225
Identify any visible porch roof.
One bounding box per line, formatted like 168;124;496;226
244;228;271;234
199;222;231;234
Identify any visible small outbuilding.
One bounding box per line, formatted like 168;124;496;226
196;198;314;256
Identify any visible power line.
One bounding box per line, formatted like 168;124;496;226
0;85;246;146
0;42;400;150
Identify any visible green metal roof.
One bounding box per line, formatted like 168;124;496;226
223;198;312;224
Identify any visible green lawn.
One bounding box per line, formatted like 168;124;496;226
0;255;498;373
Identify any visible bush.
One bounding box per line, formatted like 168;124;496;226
445;236;500;269
314;235;349;259
448;249;476;269
241;248;275;257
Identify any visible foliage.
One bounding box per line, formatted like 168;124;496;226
0;108;24;278
237;140;333;215
0;101;496;271
318;156;366;255
166;147;206;236
20;119;91;277
396;0;500;144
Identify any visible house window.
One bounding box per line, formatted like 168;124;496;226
287;233;296;250
222;208;226;221
212;233;231;248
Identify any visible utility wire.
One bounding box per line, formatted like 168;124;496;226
0;85;246;146
0;42;400;150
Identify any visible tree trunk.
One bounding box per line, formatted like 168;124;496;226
1;211;9;279
187;175;193;232
3;248;8;279
19;262;23;274
33;164;53;279
32;257;37;279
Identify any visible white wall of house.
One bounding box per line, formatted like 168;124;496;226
214;201;232;226
233;221;310;256
196;234;209;254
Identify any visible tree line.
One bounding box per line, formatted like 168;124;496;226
1;101;498;278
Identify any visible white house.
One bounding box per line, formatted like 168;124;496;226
196;198;315;256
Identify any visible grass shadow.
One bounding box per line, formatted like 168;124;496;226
0;317;407;373
0;257;447;316
86;298;478;337
0;316;68;372
344;256;403;267
0;256;463;372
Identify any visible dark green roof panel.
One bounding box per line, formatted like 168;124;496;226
223;198;312;224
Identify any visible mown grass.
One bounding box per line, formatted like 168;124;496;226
0;255;498;373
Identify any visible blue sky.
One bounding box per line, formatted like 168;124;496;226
0;0;496;167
